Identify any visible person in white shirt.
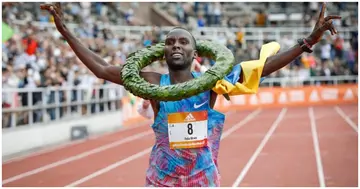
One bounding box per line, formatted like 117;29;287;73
136;98;153;119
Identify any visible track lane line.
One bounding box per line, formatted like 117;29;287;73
309;107;326;187
234;107;320;187
232;108;287;187
3;122;153;179
221;109;262;139
2;130;153;185
312;105;358;186
218;108;282;187
65;109;262;187
66;147;153;187
334;106;358;133
3;121;151;164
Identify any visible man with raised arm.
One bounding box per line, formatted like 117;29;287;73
41;2;340;187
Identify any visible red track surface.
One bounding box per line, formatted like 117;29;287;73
2;104;358;187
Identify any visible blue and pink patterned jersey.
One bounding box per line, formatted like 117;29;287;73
145;72;225;187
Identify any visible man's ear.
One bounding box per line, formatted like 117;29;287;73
193;50;198;60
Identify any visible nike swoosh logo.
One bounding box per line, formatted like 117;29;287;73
194;101;208;109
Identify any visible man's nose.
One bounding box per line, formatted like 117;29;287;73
172;40;181;50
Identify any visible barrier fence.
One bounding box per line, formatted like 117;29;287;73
2;76;358;129
215;83;358;110
118;76;358;126
2;84;126;129
2;76;358;128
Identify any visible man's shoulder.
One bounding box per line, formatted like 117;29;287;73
140;71;162;85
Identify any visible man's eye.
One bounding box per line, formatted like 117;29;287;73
166;40;174;45
180;40;188;44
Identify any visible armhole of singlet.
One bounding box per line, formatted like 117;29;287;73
159;74;168;86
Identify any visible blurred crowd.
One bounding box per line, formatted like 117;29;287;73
2;2;163;127
163;2;357;28
2;2;358;127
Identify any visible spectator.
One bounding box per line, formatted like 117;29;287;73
176;3;186;24
280;35;295;52
236;28;244;48
344;42;356;73
333;35;344;59
38;10;50;22
255;9;267;27
22;32;38;56
213;2;222;26
320;39;331;63
137;99;154;119
197;14;206;28
310;2;319;15
142;31;152;47
301;54;317;69
203;3;212;26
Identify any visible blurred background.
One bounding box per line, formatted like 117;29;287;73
1;1;358;154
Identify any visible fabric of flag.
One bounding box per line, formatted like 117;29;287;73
212;42;281;96
2;22;14;43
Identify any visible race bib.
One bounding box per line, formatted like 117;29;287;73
167;111;208;149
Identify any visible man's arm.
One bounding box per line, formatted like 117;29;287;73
63;30;124;84
261;3;340;77
261;44;303;77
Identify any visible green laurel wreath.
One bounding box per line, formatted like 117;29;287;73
121;40;235;101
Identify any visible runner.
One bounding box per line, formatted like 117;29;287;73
41;2;340;187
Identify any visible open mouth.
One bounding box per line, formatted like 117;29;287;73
171;52;183;59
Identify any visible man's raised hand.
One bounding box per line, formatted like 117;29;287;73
307;2;342;45
40;3;67;33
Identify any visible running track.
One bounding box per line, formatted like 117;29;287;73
2;104;358;187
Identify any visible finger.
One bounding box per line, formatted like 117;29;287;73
49;6;56;15
331;26;338;35
330;27;335;35
40;4;54;11
324;20;333;30
319;19;332;33
49;6;61;20
55;2;63;18
318;2;326;19
329;24;336;35
41;4;60;19
55;2;61;9
325;15;342;21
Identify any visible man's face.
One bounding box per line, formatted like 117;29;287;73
164;29;197;71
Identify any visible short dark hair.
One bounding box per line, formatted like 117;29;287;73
167;26;197;48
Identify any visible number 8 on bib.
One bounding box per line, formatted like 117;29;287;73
167;111;208;149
